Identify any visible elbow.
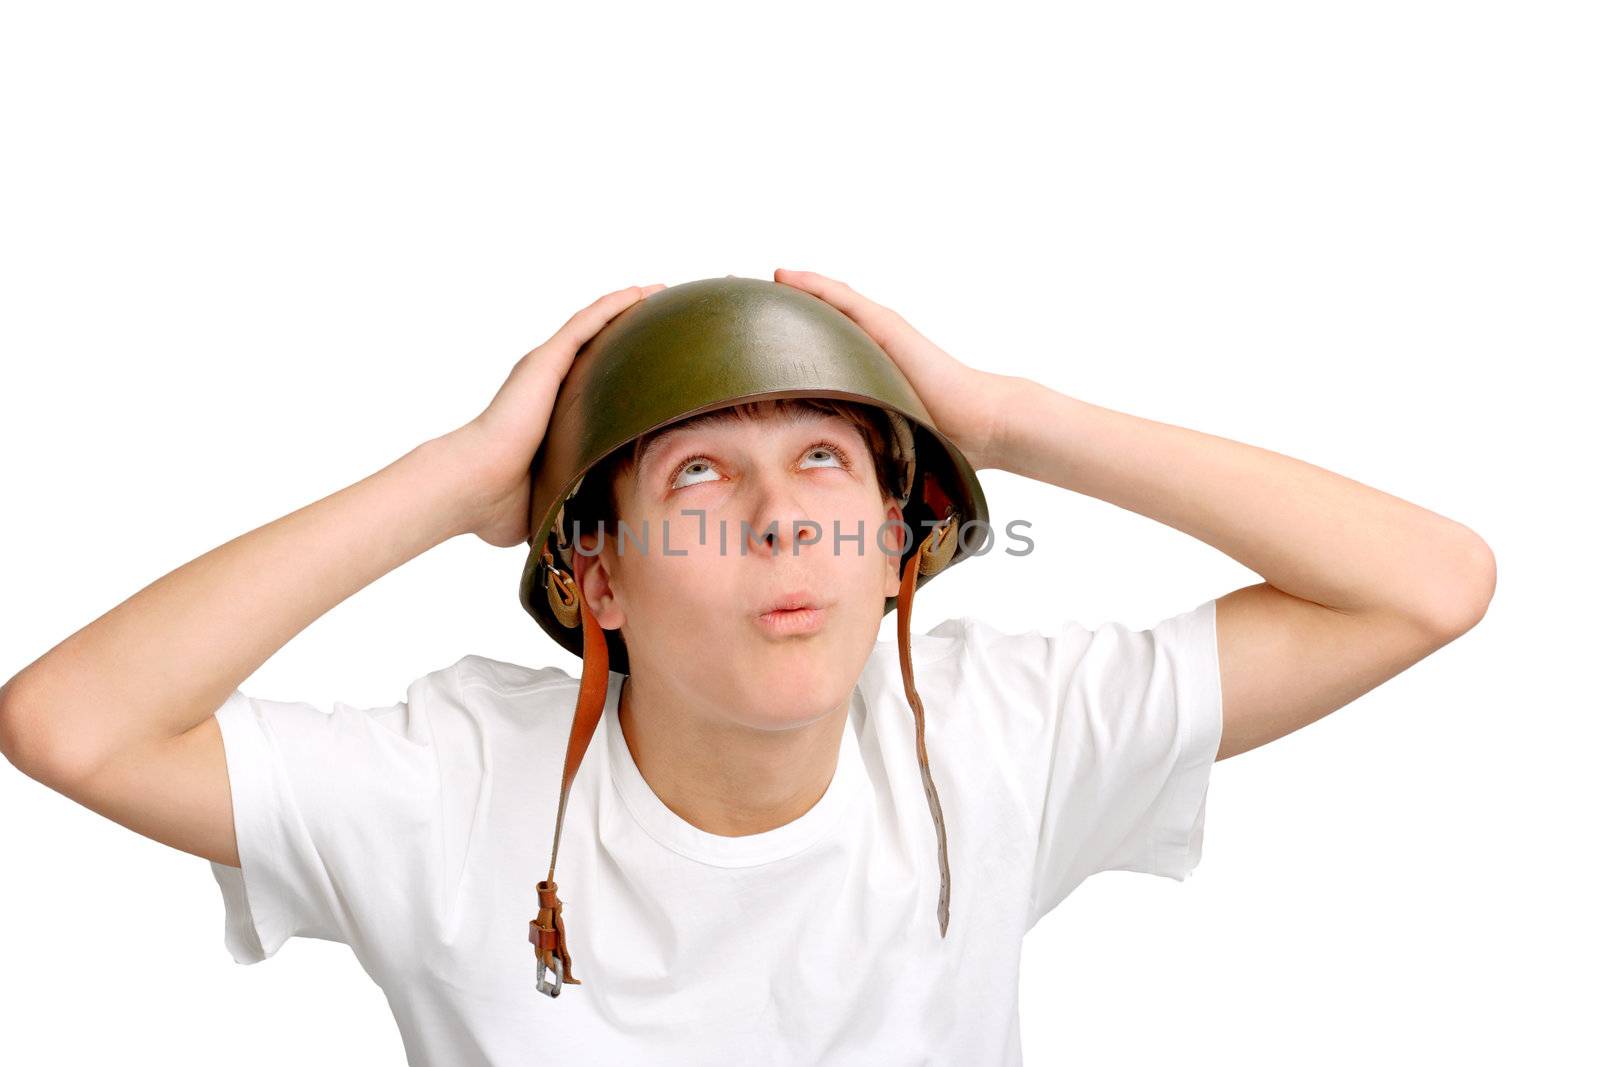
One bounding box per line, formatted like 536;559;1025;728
0;672;51;783
1420;526;1497;640
0;671;102;790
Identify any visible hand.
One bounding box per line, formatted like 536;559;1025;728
445;283;667;547
773;268;1014;471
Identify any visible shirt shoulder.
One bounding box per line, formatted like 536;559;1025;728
870;603;1223;926
449;653;575;694
440;653;585;735
865;613;1099;735
206;653;585;970
416;653;585;828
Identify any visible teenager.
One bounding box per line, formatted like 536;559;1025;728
0;270;1495;1065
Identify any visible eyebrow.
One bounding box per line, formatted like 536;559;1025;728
634;426;695;479
634;409;856;480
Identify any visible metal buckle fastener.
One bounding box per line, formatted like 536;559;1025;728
536;953;565;998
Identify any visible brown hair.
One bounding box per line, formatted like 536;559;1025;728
562;397;902;549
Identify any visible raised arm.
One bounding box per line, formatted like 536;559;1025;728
984;384;1495;760
0;284;663;866
772;268;1496;762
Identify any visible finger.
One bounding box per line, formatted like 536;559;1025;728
773;268;915;350
545;284;655;355
492;285;659;416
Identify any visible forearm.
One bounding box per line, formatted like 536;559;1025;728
986;376;1494;630
0;433;480;780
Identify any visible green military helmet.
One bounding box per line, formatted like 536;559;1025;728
520;274;990;999
518;274;989;673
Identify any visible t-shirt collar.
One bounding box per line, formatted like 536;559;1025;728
601;670;867;868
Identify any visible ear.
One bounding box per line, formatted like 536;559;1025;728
573;536;626;630
880;500;908;598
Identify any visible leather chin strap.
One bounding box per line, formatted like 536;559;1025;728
529;576;609;997
531;483;959;999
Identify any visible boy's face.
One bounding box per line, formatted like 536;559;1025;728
574;404;905;732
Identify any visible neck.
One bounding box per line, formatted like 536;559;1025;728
616;672;848;837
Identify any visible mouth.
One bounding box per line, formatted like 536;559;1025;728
759;592;819;614
754;593;827;636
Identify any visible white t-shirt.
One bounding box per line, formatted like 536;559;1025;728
208;599;1223;1066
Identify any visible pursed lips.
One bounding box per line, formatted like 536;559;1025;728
754;592;827;635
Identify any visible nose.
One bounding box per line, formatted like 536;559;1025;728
742;473;821;559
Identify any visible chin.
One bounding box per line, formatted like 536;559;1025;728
735;653;849;730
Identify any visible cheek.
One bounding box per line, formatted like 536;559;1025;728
808;532;900;642
818;511;903;581
620;533;740;629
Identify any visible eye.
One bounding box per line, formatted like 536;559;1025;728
799;440;852;470
669;457;721;490
666;439;855;492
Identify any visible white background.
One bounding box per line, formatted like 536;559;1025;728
2;2;1594;1063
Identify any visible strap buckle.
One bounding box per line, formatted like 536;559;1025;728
535;954;565;998
541;546;580;629
917;513;958;577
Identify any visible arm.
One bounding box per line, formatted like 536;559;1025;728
0;284;664;866
772;268;1497;762
985;381;1496;760
0;441;469;868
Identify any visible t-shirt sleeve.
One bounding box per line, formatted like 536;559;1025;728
936;598;1224;928
206;682;448;965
